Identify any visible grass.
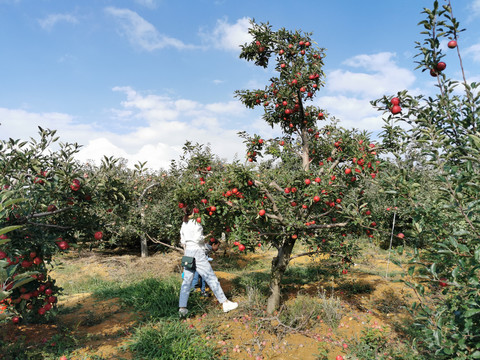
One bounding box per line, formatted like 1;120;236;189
93;277;207;320
126;320;225;360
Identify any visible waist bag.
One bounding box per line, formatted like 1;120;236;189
181;256;196;271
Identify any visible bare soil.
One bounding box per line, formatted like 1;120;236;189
1;247;417;360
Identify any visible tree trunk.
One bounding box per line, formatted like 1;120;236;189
140;234;148;258
301;127;310;171
266;237;296;314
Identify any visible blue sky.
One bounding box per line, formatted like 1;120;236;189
1;0;480;170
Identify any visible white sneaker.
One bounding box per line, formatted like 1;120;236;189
222;300;238;313
179;308;188;317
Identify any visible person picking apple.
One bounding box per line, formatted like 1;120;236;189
190;237;220;297
178;206;238;316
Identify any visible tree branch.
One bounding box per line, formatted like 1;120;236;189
146;234;183;253
29;207;71;219
26;222;71;230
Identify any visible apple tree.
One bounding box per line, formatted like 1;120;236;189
0;127;108;322
175;22;381;313
372;1;480;357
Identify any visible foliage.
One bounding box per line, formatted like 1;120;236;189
0;128;105;322
372;1;480;358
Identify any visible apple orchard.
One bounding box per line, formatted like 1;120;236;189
1;1;480;358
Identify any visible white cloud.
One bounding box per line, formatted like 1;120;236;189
38;13;79;30
327;52;416;99
0;88;252;171
135;0;157;9
470;0;480;17
200;17;252;52
465;43;480;62
316;95;384;131
105;7;195;51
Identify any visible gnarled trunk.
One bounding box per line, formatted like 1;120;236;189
266;237;296;314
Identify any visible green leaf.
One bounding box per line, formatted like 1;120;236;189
0;225;23;236
464;309;480;317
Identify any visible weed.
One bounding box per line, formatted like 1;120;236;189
347;320;422;360
337;279;375;295
279;294;324;331
374;288;407;314
317;290;343;328
79;310;105;327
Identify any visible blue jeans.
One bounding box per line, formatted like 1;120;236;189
179;248;227;308
191;272;206;292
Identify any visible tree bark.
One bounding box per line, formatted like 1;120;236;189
266;237;296;313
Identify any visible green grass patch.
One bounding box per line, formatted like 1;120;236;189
126;320;224;360
283;263;336;286
93;277;206;320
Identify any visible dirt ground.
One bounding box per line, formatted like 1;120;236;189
0;247;417;360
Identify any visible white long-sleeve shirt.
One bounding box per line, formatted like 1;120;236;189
180;219;206;250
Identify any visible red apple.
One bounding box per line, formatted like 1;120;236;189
47;204;57;212
304;179;311;185
12;316;20;324
436;62;446;71
336;356;344;360
238;244;246;251
313;196;320;202
398;233;405;239
447;40;457;49
193;208;200;213
390;97;400;106
439;278;448;287
0;250;7;259
33;257;42;265
38;308;46;315
21;260;32;268
45;288;53;296
94;231;103;240
178;203;185;208
259;209;266;216
196;217;201;223
391;105;402;114
342;269;348;275
345;168;351;175
56;240;69;250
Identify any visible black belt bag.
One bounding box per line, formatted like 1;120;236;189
181;256;196;271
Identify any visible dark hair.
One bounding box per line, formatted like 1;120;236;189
182;205;192;223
